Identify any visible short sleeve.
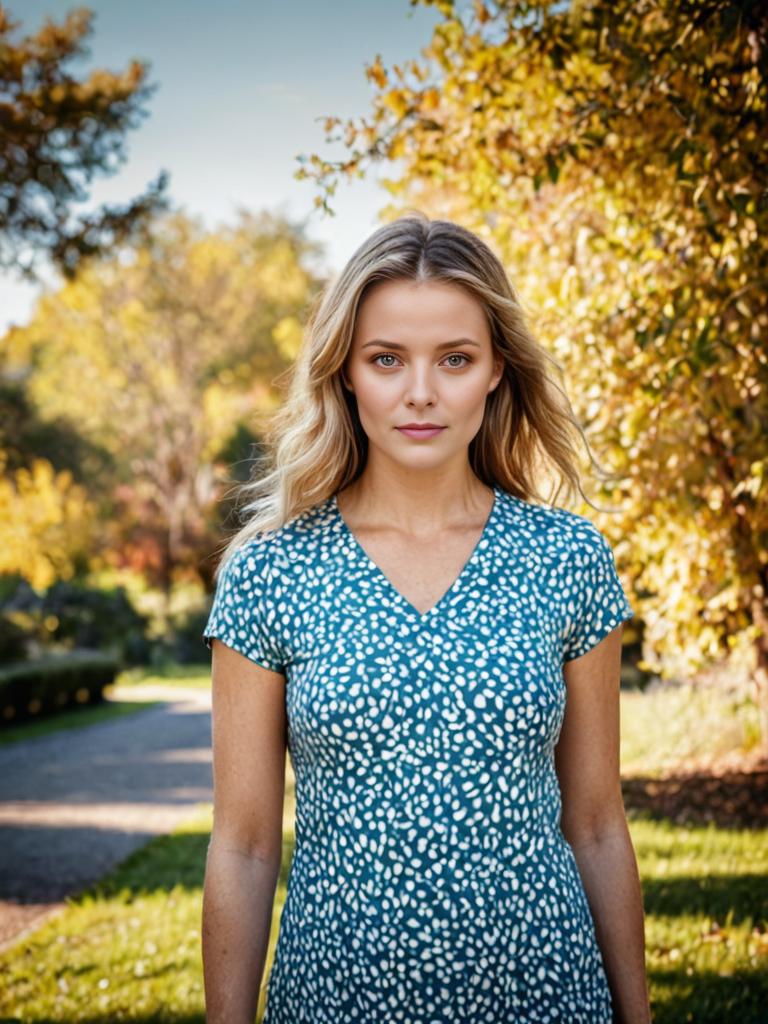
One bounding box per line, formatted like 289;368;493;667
561;525;634;662
202;540;286;673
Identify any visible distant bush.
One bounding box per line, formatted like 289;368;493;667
163;605;212;666
0;648;120;724
0;608;27;663
0;575;152;665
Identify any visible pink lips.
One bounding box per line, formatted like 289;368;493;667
396;426;446;439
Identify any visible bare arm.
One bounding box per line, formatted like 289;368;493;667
556;625;652;1024
202;639;288;1024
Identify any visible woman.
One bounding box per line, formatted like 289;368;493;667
201;213;652;1023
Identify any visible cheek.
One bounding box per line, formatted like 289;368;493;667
353;370;399;413
445;375;493;415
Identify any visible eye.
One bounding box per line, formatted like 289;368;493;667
371;353;400;368
443;353;471;368
370;352;472;369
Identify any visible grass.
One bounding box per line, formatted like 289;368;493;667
116;663;213;690
0;681;765;1022
632;815;768;1022
0;808;216;1023
619;681;763;776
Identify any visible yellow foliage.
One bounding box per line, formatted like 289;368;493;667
0;452;97;589
381;88;411;119
271;316;303;361
421;88;441;113
366;55;388;89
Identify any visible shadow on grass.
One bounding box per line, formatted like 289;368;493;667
647;966;768;1024
642;873;768;921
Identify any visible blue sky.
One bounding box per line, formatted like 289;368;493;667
0;0;443;332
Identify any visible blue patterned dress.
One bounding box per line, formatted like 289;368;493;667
203;485;634;1023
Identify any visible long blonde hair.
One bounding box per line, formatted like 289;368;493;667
211;211;613;577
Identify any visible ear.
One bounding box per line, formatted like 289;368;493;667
488;354;504;392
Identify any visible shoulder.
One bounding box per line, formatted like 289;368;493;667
213;534;277;607
495;488;610;558
219;494;337;580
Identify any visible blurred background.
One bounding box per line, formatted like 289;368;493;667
0;2;766;1021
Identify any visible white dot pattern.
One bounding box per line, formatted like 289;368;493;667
203;485;634;1022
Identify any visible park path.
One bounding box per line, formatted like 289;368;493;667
0;683;213;952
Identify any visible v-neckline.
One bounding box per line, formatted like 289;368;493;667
332;485;501;622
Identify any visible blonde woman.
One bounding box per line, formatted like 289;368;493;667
201;213;651;1024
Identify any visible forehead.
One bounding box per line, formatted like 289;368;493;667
354;279;489;342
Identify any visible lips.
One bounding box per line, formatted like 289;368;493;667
396;425;446;439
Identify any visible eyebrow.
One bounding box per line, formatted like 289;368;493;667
361;338;481;350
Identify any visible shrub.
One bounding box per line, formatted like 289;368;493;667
0;649;120;724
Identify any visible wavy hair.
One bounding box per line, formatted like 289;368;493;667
211;211;614;577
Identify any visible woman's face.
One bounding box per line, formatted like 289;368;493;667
343;278;503;473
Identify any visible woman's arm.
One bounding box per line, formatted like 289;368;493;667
556;625;652;1024
202;640;288;1024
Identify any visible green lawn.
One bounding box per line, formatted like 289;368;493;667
0;680;765;1022
116;663;214;690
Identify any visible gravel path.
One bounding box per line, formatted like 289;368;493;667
0;684;213;952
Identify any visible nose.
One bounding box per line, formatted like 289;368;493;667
402;364;438;406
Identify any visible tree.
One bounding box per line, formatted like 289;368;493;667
0;4;169;279
0;372;110;478
296;0;768;750
0;447;96;589
3;208;325;600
